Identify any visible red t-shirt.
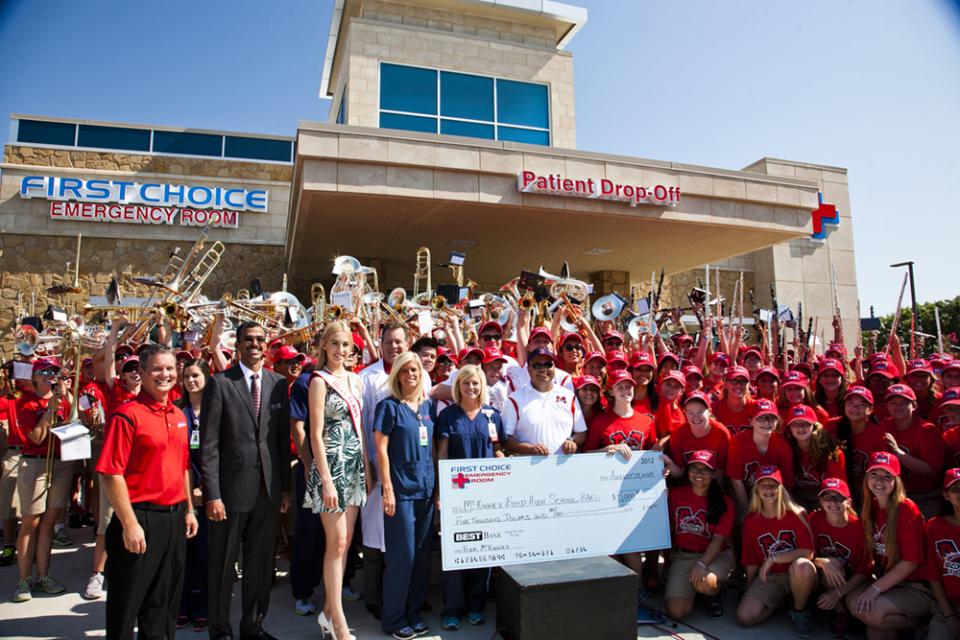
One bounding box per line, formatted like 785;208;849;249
794;447;848;493
583;410;656;452
96;380;138;418
667;420;731;470
711;397;757;436
808;509;872;576
822;398;843;419
631;395;654;418
741;509;813;573
0;397;19;447
669;484;735;553
870;498;926;582
96;391;189;506
926;516;960;601
930;402;960;433
881;416;944;494
654;400;685;438
944;426;960;469
726;431;795;488
15;392;69;457
824;417;890;480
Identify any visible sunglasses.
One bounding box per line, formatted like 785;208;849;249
36;369;60;378
529;361;554;370
563;343;583;352
480;334;501;341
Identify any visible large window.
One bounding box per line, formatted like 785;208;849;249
378;63;550;145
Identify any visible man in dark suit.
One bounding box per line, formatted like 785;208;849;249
201;321;290;640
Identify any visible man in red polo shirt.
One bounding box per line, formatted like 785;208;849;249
97;345;198;639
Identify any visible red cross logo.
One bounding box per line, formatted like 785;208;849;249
811;192;839;239
452;473;470;489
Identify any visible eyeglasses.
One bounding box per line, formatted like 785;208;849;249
243;336;266;343
728;379;749;386
36;370;59;378
819;494;846;503
563;343;583;352
529;361;554;370
480;334;500;342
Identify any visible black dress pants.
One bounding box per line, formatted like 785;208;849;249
105;504;186;640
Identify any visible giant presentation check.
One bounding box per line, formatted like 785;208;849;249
439;451;669;570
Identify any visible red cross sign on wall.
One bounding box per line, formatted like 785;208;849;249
811;191;840;239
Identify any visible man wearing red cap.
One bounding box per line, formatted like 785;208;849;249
273;345;306;385
880;383;944;518
503;349;586;456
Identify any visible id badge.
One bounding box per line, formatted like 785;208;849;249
189;429;200;449
487;421;499;443
419;425;429;447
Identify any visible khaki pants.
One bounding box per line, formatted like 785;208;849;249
664;549;735;601
743;571;791;607
0;448;21;519
17;457;76;516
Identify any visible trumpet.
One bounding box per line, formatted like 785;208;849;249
518;292;536;311
220;293;283;331
431;295;462;320
309;283;326;326
272;324;322;347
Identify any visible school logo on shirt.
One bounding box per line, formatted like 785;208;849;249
609;429;646;449
555;395;566;404
675;507;709;538
935;539;960;578
816;533;852;564
743;461;762;486
758;530;797;558
873;524;886;557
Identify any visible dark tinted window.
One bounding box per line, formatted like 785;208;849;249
496;79;549;129
380;64;437;115
380;112;437;134
77;125;151;152
17;120;76;145
224;136;291;162
441;119;494;139
152;131;222;156
440;71;494;121
498;126;550;146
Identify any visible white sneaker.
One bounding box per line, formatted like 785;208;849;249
295;598;316;616
83;572;105;600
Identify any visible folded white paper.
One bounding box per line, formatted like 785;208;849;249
52;421;91;461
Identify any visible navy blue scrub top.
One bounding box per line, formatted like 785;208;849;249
374;396;435;500
436;404;505;460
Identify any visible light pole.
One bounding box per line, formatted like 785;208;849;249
890;261;920;332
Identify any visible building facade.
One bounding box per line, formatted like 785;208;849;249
0;0;859;350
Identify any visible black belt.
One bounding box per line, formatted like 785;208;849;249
132;501;184;513
20;454;45;459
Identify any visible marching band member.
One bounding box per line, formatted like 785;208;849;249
815;358;848;419
11;357;72;603
682;364;705;394
628;351;658;416
880;383;944;518
827;386;885;507
583;350;606;381
931;386;960;433
754;366;780;402
506;327;574;392
667;391;731;476
503;348;586;456
573;375;604;428
864;359;899;423
727;399;794;516
96;345;199;638
583;370;659;456
436;364;505;630
373;351;435;640
737;465;816;637
0;363;18;568
904;359;939;420
654;369;686;437
926;468;960;640
665;450;735;620
479;347;508;413
711;366;756;436
778;370;830;426
846;452;933;638
808;478;871;638
305;321;370;640
784;405;847;511
556;332;584;376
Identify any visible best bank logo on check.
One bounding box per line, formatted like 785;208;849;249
449;463;513;489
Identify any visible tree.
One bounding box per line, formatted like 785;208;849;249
873;295;960;357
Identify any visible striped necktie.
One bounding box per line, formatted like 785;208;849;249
249;373;260;417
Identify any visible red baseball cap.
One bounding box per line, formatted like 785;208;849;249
661;370;687;388
866;451;900;477
606;350;628;367
844;385;874;406
682;365;704;380
752;398;779;419
658;352;680;367
688;450;717;470
755;465;783;485
458;347;485;363
175;349;193;362
607;369;636;390
945;468;960;490
756;366;781;382
781;370;809;389
944;361;960;375
601;330;624;343
826;342;847;357
819;477;851;499
741;347;763;362
708;352;730;365
683;391;711;408
119;355;140;371
724;366;750;381
629;351;655;370
481;347;507;365
478;321;503;337
436;347;457;364
116;344;134;358
528;327;553;345
672;334;694;345
941;387;960;408
584;351;606;366
32;357;61;374
868;359;900;379
277;345;306;363
787;404;818;426
819;358;843;376
573;375;601;391
906;360;933;377
559;332;583;347
884;383;917;402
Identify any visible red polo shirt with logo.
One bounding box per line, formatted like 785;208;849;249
808;509;872;576
669;484;735;553
880;415;944;494
926;516;960;601
15;392;68;457
741;509;813;573
96;391;189;506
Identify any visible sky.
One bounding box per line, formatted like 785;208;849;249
1;0;958;314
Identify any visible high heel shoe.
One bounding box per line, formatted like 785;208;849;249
317;612;334;638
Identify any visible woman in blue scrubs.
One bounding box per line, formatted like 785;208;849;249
436;364;505;630
374;351;436;640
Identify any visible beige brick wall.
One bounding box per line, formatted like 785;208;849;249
340;10;576;148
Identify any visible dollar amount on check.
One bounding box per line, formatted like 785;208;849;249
438;451;669;570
